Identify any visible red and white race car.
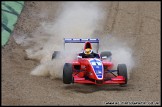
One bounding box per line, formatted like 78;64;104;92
55;38;128;86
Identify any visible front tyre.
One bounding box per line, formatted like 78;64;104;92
117;64;128;86
63;63;73;84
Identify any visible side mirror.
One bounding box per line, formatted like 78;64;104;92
101;56;107;60
101;56;107;59
101;56;112;61
77;56;82;59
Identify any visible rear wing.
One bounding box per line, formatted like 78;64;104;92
64;38;99;53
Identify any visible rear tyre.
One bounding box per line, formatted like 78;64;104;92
52;51;60;60
63;63;73;84
117;64;128;86
100;51;112;61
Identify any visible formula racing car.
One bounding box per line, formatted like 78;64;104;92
56;38;127;86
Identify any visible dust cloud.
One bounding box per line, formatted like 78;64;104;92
28;2;107;79
15;2;134;80
99;35;135;79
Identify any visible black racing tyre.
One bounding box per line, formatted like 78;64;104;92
117;64;128;86
100;51;112;58
63;63;73;84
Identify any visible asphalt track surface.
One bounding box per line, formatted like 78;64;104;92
2;1;161;105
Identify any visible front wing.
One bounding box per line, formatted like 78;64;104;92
73;75;125;85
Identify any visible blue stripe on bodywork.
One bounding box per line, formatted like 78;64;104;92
90;59;103;79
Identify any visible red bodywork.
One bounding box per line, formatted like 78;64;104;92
71;58;125;85
67;42;126;85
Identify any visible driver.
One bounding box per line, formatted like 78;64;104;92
79;48;100;58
